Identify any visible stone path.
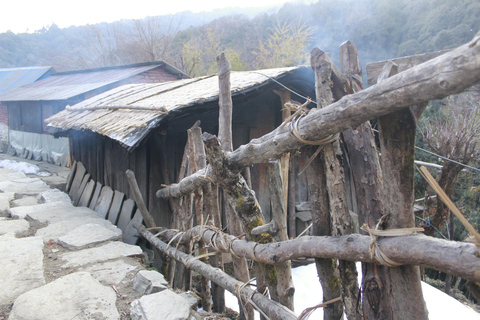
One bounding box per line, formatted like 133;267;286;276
0;162;200;320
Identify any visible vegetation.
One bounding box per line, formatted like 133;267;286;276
0;0;478;75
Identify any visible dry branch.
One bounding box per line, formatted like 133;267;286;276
152;226;480;282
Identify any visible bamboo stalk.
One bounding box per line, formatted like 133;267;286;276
417;165;480;244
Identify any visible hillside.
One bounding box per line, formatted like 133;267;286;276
0;0;478;76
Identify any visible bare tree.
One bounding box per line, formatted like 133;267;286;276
420;92;480;237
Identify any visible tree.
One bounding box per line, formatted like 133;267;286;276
419;92;480;237
253;20;314;69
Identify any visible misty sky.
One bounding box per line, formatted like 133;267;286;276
0;0;299;34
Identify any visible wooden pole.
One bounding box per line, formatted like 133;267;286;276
152;225;480;283
377;61;428;319
125;169;156;229
311;48;361;320
134;222;297;320
217;52;253;320
268;160;295;311
339;40;394;319
189;126;212;312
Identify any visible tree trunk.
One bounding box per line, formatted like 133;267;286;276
268;161;295;311
217;52;253;320
339;40;394;319
306;146;344;320
311;47;360;320
424;162;463;237
189;126;212;312
203;133;280;304
377;62;428;319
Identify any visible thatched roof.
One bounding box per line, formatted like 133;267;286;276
47;66;311;150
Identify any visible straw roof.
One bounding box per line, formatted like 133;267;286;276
46;66;305;150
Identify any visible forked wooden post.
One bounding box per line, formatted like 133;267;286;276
216;52;254;320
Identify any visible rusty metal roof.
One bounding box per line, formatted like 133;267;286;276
0;66;52;94
46;66;311;150
0;61;188;102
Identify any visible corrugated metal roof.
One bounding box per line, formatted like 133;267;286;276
46;66;306;150
0;66;52;94
0;62;186;102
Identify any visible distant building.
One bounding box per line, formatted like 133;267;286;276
0;62;188;166
0;66;53;151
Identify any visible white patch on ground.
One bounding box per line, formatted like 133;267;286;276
0;159;50;176
226;263;480;319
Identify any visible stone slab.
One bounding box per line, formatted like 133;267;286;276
108;190;125;225
0;191;15;214
0;218;30;237
68;161;86;198
11;196;39;207
89;181;103;210
78;179;95;207
0;236;45;305
130;290;190;320
8;272;119;320
36;216;114;242
78;258;141;285
133;270;168;294
178;292;200;309
117;199;135;232
0;178;51;195
58;223;123;250
60;241;144;268
14;201;98;223
37;189;72;204
0;168;26;182
94;186;114;219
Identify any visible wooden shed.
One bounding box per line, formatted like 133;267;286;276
0;61;188;166
46;66;316;231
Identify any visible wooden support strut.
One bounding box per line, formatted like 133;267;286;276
156;33;480;199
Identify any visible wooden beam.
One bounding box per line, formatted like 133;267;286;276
151;225;480;283
366;49;449;85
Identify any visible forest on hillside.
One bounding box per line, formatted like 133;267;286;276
0;0;479;76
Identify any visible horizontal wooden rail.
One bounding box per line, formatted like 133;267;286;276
152;225;480;282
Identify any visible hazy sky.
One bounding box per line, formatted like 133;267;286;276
0;0;295;34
